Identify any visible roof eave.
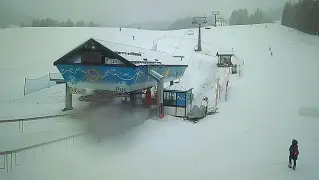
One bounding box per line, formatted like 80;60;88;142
53;38;137;67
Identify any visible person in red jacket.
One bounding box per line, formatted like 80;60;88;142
289;139;299;170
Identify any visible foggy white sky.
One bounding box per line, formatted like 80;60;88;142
3;0;287;25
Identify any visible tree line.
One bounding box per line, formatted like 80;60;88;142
21;17;99;27
281;0;319;35
229;8;273;25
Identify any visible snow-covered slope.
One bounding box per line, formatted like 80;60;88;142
1;23;319;180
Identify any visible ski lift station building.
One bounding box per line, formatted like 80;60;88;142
51;38;189;118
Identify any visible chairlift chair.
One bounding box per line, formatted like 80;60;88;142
183;96;218;123
187;29;194;35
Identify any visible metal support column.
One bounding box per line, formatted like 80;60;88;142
197;24;202;51
148;69;164;118
130;93;135;108
63;83;73;111
192;16;206;52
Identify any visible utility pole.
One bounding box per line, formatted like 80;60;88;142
223;18;228;26
217;17;223;26
219;16;224;26
192;16;207;52
220;17;228;26
212;11;220;27
221;17;226;26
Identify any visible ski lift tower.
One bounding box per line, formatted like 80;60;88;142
220;16;225;26
212;11;220;27
192;16;207;52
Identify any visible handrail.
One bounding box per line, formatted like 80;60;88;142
0;132;88;172
0;132;86;155
0;113;73;123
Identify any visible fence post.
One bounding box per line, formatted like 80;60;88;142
22;120;24;133
14;153;18;166
10;153;12;171
3;154;5;172
24;78;26;96
6;154;8;172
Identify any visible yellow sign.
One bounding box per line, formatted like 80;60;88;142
69;87;86;94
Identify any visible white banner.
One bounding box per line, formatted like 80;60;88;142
24;74;57;95
49;72;63;80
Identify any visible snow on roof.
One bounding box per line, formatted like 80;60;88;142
164;83;190;91
217;51;234;56
94;38;188;66
216;49;234;56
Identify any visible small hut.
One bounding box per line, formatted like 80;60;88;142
163;83;193;117
216;51;234;67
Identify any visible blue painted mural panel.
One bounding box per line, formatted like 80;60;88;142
56;64;187;92
149;66;187;80
57;64;147;86
176;92;186;107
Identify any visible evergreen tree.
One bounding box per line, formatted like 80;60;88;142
229;9;250;25
66;19;73;27
281;0;319;35
230;8;271;25
75;20;85;27
250;8;263;24
284;2;291;27
30;17;98;27
88;21;95;27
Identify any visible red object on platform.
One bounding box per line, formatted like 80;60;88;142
145;89;152;105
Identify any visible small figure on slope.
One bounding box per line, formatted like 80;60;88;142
288;139;299;170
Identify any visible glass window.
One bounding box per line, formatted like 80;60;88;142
163;91;177;106
164;92;169;100
82;52;102;64
171;92;176;106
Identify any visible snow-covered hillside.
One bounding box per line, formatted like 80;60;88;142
1;23;319;180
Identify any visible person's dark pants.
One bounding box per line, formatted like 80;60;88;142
289;155;297;166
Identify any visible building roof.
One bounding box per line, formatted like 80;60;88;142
95;39;188;66
53;38;135;67
54;38;188;67
164;83;192;92
216;50;234;57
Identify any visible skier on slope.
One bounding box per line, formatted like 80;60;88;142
288;139;299;170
